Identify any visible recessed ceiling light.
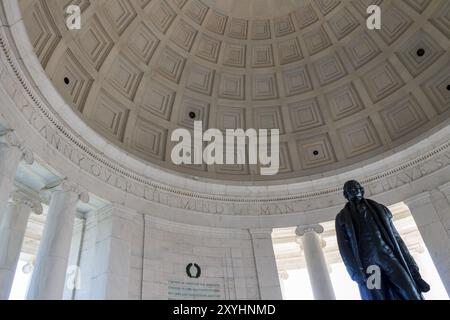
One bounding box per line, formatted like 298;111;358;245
416;48;425;57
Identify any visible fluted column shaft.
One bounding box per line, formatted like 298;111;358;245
278;271;289;300
0;189;42;300
296;225;336;300
27;182;88;300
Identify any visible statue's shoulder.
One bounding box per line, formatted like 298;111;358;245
366;199;392;218
336;204;349;223
366;198;382;207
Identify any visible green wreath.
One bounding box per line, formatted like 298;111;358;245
186;263;201;279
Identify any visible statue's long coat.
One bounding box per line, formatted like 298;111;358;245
335;199;424;300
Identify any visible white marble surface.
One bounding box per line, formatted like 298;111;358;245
27;189;80;300
0;141;22;224
69;205;135;300
250;229;283;300
405;191;450;294
296;225;335;300
0;198;32;299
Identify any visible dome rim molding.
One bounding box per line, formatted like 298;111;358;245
1;0;450;219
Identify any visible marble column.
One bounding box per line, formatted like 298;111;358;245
278;270;289;300
0;131;33;222
405;190;450;295
249;228;283;300
27;181;89;300
89;204;135;300
0;189;42;299
62;214;86;300
296;224;336;300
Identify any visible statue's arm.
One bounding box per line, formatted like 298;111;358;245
381;205;419;274
387;215;420;275
385;207;431;293
335;216;365;283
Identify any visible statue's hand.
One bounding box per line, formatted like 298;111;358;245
416;277;431;293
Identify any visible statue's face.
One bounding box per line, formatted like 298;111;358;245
344;181;364;201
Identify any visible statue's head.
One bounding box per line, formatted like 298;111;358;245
343;180;365;202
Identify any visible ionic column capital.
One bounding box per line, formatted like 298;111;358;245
0;130;34;165
295;224;324;238
44;179;90;203
60;181;89;203
10;189;43;215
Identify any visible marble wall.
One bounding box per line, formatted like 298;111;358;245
140;217;261;300
65;208;278;300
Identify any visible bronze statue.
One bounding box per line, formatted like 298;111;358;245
335;180;430;300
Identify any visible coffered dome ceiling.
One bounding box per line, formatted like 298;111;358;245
19;0;450;182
